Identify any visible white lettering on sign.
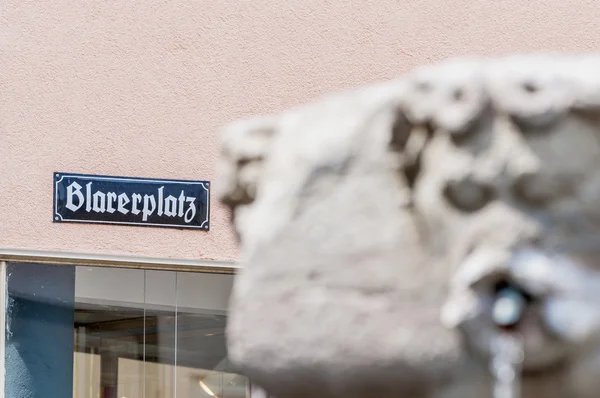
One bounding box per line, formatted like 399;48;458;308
131;194;142;215
117;193;129;215
92;191;106;213
142;194;156;221
64;182;199;224
66;181;85;212
107;192;117;213
164;195;177;217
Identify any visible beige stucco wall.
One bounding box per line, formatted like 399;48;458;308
1;0;600;262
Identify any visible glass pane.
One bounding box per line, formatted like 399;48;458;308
74;266;146;398
142;270;177;398
73;352;101;398
175;272;249;398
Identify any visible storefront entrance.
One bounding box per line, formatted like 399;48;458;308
4;262;247;398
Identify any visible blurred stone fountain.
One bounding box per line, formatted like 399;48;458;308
215;55;600;398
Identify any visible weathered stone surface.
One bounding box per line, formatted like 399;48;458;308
216;54;600;398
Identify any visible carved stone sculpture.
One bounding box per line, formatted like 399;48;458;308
216;55;600;398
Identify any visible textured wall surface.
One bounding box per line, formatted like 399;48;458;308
2;0;600;261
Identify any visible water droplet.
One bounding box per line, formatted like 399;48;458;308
493;288;526;327
492;287;527;326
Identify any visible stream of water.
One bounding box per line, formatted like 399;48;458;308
489;332;524;398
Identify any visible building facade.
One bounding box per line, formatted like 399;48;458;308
2;0;600;397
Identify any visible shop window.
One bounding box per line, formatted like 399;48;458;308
5;263;248;398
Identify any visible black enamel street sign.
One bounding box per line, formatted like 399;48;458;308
53;172;210;230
